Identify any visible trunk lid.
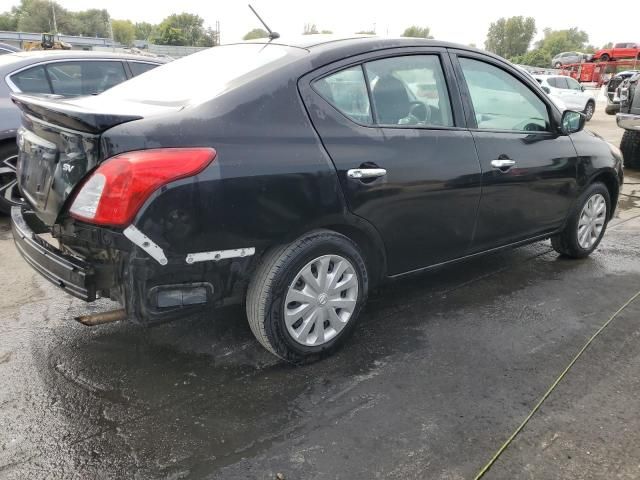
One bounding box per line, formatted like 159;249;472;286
12;93;176;226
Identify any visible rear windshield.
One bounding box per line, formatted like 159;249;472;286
100;44;302;106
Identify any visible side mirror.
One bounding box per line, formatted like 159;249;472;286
542;86;551;94
561;110;585;134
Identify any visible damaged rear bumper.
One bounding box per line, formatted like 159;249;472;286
11;206;96;301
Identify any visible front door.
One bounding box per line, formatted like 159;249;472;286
452;53;579;252
300;51;482;275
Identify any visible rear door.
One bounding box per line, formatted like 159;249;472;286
300;48;482;275
451;52;579;252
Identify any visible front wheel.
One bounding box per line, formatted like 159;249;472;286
583;101;595;121
554;62;562;68
551;183;610;258
246;230;368;363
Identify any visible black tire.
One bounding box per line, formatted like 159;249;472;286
620;130;640;169
600;54;610;62
555;62;562;68
583;100;595;121
604;103;618;115
0;142;21;215
246;230;369;363
551;183;610;259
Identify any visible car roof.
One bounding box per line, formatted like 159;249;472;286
240;35;503;66
0;50;165;73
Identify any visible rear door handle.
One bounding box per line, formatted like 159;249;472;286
347;168;387;179
491;159;516;171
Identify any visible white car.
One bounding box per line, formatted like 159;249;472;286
533;74;596;121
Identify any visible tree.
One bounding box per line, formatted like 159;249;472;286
243;28;268;40
510;49;552;68
0;12;18;31
134;21;155;40
355;30;375;35
534;28;589;57
602;42;613;50
74;9;110;37
401;26;433;39
485;16;536;59
321;30;332;34
153;13;209;46
111;19;135;46
303;23;319;35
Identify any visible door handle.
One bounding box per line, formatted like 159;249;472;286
491;159;516;171
347;168;387;179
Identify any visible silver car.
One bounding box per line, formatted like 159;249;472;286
551;51;590;68
0;50;166;214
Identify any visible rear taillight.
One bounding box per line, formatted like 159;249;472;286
69;148;216;227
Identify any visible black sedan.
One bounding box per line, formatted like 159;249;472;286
0;50;166;213
10;37;624;363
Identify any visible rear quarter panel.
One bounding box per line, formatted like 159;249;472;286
100;61;367;258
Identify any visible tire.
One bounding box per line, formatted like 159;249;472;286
551;183;610;259
620;129;640;169
600;54;610;62
246;230;369;363
555;62;562;68
0;142;22;215
583;100;595;121
604;103;618;115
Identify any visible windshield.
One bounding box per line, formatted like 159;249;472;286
100;44;303;106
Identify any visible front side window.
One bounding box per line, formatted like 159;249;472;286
566;77;582;91
364;55;453;127
313;66;372;124
459;58;549;132
10;65;52;93
46;61;127;96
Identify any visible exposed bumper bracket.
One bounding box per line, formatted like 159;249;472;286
123;225;168;266
185;247;255;264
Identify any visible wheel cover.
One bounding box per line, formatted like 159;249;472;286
585;103;594;117
577;193;606;249
284;254;359;347
0;154;22;207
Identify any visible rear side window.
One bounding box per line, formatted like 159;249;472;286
364;55;453;127
46;61;127;96
10;65;52;93
459;58;549;132
101;44;297;106
314;66;372;125
130;61;158;76
549;77;569;89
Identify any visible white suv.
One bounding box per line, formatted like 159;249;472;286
533;75;596;121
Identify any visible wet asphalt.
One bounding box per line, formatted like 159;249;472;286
1;108;640;479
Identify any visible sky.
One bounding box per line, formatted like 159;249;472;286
1;0;636;48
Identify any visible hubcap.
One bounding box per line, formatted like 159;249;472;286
0;154;22;207
586;104;594;117
284;254;359;347
577;193;606;250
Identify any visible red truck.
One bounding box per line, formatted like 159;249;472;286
592;43;640;62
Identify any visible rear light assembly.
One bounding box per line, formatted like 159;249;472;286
69;148;216;227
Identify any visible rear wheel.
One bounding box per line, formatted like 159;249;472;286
551;183;610;258
555;62;562;68
599;54;610;62
246;230;368;363
620;130;640;169
0;142;22;215
583;100;595;121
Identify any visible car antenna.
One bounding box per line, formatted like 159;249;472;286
248;4;280;41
